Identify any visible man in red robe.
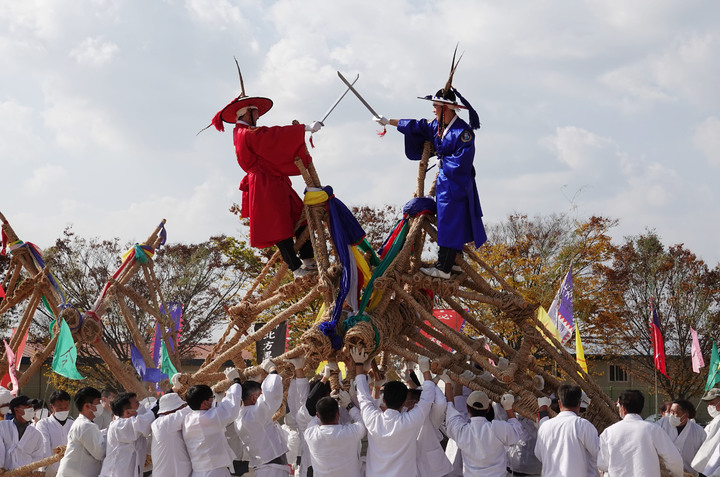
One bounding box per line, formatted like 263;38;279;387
212;94;322;278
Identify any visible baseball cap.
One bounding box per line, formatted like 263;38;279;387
466;390;490;411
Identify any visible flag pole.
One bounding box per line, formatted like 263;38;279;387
654;367;658;418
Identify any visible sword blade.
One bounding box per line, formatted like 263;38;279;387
321;73;359;125
337;71;380;118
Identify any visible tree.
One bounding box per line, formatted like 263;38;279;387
467;213;619;352
598;232;720;399
32;227;262;388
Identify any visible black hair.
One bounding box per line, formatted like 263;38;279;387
618;390;645;415
558;384;582;409
383;380;408;410
32;399;45;411
186;385;213;411
672;399;696;419
49;390;71;405
467;405;488;418
111;392;137;417
241;381;262;402
74;387;102;412
305;380;331;417
316;396;339;424
406;389;422;402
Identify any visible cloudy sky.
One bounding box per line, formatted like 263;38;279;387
1;0;718;265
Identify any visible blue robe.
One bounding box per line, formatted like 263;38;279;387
397;116;486;250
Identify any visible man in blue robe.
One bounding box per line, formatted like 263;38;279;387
375;88;486;279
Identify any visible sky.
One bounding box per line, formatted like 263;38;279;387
1;0;719;266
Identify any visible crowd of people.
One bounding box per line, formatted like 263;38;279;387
0;348;719;477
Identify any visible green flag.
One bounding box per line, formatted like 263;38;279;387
160;341;177;377
706;341;720;391
51;319;84;380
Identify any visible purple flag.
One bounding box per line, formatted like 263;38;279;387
548;267;573;344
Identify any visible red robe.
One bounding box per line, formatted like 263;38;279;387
234;123;312;249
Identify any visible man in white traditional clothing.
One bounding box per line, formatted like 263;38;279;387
150;392;191;477
36;390;74;477
442;376;523;477
598;389;683;477
351;346;436;477
691;387;720;477
183;373;243;477
655;399;706;476
404;372;453;477
0;395;49;471
99;392;155;477
304;391;365;477
56;386;106;477
285;356;312;477
534;384;599;477
235;359;290;477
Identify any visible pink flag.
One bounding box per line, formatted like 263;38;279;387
3;340;18;396
691;327;705;373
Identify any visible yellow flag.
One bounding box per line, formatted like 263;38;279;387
576;324;588;374
536;306;562;346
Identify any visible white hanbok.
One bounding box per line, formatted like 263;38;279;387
656;416;706;476
534;410;598;477
183;383;243;477
236;374;290;477
151;406;191;477
598;413;683;477
416;385;453;477
444;402;523;477
56;414;106;477
357;374;435;477
35;415;74;477
304;406;365;477
99;406;155;477
692;414;720;477
0;419;48;470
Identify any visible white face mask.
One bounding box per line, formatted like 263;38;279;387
21;408;35;421
708;404;719;418
668;415;682;427
0;406;9;416
92;404;104;419
35;409;49;420
54;410;70;421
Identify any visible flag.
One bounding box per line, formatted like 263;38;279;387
159;341;178;378
575;324;588;374
548;267;573;344
2;340;18;396
706;341;720;391
691;327;705;373
1;328;28;388
650;299;668;378
0;283;5;298
51;319;84;380
536;306;562;346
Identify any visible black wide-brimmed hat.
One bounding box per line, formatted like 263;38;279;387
418;88;467;110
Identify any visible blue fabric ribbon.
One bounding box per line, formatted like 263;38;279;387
453;87;481;130
317;186;367;350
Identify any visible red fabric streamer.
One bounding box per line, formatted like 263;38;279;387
377;126;387;137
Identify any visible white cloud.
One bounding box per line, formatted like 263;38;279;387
24;164;69;193
693;116;720;166
185;0;246;28
541;127;615;170
69;37;119;67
